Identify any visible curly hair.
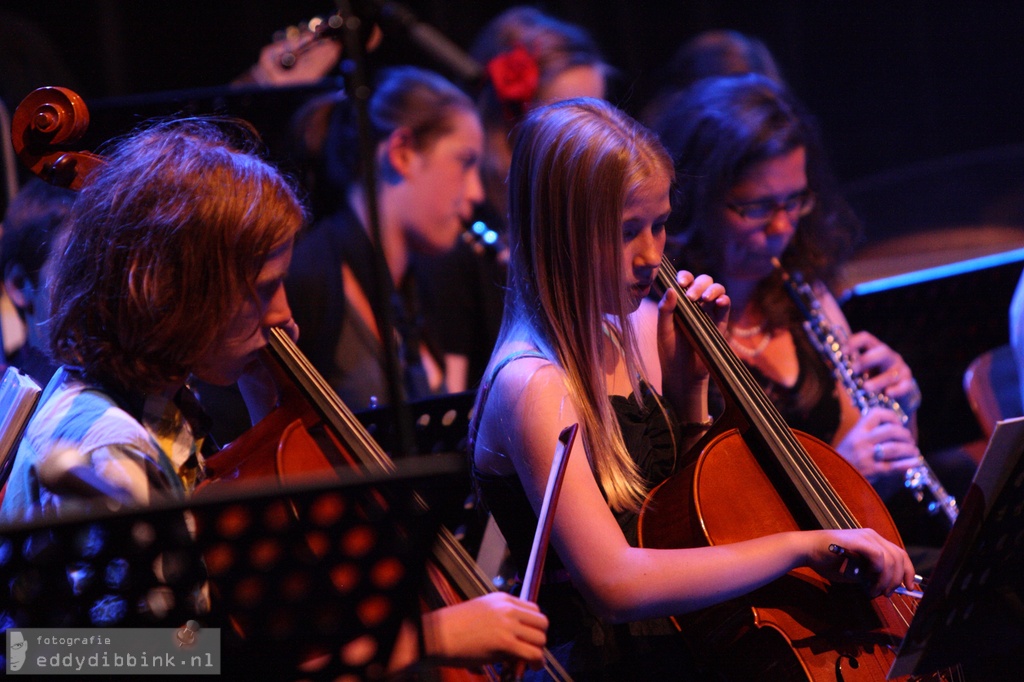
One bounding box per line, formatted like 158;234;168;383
48;117;307;394
654;73;862;326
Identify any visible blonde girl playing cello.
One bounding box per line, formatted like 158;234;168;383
470;98;915;679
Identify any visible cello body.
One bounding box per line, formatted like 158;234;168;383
639;428;915;681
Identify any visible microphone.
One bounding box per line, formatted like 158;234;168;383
377;2;483;84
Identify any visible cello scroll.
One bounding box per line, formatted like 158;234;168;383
11;86;105;190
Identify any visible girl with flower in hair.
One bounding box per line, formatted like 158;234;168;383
417;6;610;393
470;98;916;679
471;6;608;229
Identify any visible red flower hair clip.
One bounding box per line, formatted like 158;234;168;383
486;45;540;107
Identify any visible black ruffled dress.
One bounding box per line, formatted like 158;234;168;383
474;354;703;680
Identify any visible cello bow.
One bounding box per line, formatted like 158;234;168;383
519;423;578;606
501;423;578;682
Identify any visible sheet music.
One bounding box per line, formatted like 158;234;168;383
0;366;42;485
889;416;1024;678
972;415;1024;516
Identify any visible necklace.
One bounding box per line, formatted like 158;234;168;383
728;330;770;357
729;323;763;338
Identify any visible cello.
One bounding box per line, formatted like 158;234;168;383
637;256;957;681
10;86;104;190
201;328;572;681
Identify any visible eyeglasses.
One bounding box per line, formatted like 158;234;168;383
726;189;816;223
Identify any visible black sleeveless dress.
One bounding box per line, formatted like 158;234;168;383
737;320;842;444
473;352;705;680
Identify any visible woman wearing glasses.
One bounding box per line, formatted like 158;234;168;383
653;73;927;505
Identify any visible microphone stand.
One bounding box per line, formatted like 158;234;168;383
333;0;416;459
373;1;482;85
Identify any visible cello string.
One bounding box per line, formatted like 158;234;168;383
661;260;924;618
268;328;575;682
677;284;922;632
271;328;393;470
660;258;856;529
710;336;924;644
658;260;841;521
656;262;946;675
890;597;966;682
662;263;927;662
714;322;924;632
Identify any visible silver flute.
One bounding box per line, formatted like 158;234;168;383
775;261;958;529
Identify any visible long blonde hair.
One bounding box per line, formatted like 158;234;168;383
493;98;674;512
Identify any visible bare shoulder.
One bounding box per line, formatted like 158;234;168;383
486;351;569;424
475;347;578;475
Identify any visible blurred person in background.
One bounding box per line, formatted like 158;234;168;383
417;6;610;392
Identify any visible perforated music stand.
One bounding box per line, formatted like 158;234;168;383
889;417;1024;680
357;391;485;554
0;454;464;680
357;390;477;458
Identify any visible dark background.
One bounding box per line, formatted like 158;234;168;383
3;1;1023;184
4;0;1024;451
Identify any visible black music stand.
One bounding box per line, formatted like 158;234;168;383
357;390;477;458
889;416;1024;680
0;454;464;680
357;391;485;553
